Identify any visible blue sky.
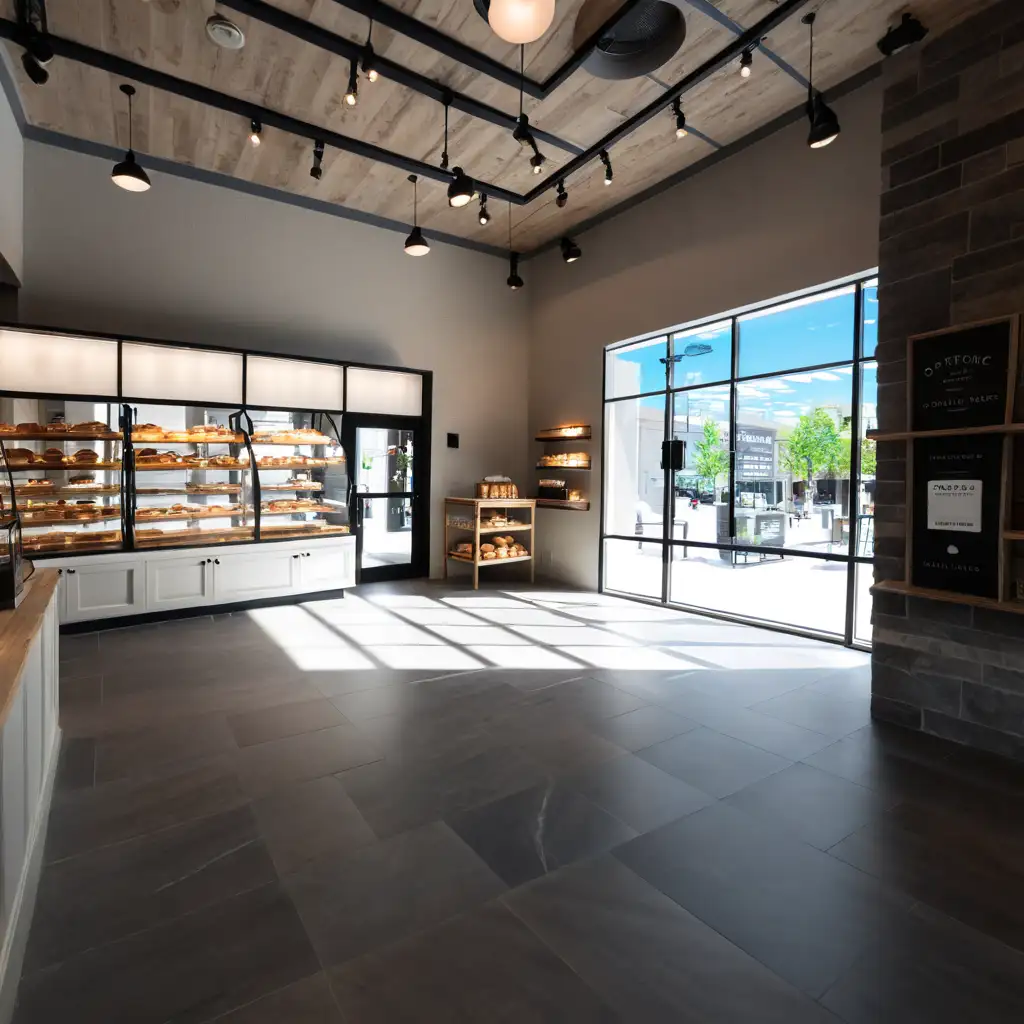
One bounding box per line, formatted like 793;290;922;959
608;282;878;421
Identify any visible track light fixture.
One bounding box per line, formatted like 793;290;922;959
507;252;524;290
672;97;687;139
530;151;545;175
447;166;475;208
512;114;533;149
310;139;324;180
478;193;491;226
440;93;451;171
739;48;753;78
248;118;262;147
17;0;52;85
404;174;430;256
361;18;378;82
560;237;581;263
877;13;928;57
803;13;840;150
555;180;567;208
110;84;151;193
344;60;359;107
507;205;523;290
600;149;613;186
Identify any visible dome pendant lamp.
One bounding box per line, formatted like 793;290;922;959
487;0;555;45
803;13;840;149
506;204;524;290
111;84;151;192
404;174;430;256
447;166;475;208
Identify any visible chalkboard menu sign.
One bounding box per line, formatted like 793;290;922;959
911;434;1002;599
911;321;1012;431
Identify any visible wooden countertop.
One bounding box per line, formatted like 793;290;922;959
0;569;60;727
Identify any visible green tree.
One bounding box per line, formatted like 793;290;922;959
779;408;845;489
693;418;729;497
860;437;877;477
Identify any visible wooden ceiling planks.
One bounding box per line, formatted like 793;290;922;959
2;0;998;250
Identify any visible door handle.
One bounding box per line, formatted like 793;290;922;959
214;558;221;565
67;568;76;575
293;553;300;559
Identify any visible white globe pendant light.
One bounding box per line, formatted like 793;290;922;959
488;0;555;45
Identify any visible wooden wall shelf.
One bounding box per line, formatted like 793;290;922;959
873;579;1024;615
535;498;590;511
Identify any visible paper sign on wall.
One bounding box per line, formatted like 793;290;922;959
927;481;982;533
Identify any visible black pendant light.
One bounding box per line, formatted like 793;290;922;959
447;166;475;208
555;180;568;208
560;236;582;263
344;59;359;106
507;205;523;290
672;98;687;139
478;193;492;225
111;84;151;192
404;174;430;256
310;139;324;180
18;0;52;89
803;13;840;149
248;118;262;147
600;149;613;186
361;17;379;82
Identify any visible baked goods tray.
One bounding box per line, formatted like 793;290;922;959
1;486;121;496
535;464;590;471
135;528;255;548
249;439;339;446
1;432;122;441
132;435;245;444
135;510;246;524
535;498;591;511
261;482;324;491
6;461;122;471
261;525;350;537
258;507;331;516
21;512;123;527
134;464;252;472
448;552;532;566
448;523;533;534
23;539;123;554
136;487;242;496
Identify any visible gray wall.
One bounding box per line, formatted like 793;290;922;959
0;52;23;285
18;142;531;578
526;79;884;588
871;0;1024;761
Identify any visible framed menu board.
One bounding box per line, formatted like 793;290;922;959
910;319;1014;431
911;434;1003;599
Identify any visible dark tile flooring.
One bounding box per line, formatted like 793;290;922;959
16;582;1024;1022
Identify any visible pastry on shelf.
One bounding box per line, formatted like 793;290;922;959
131;424;166;441
5;448;37;464
0;423;16;433
42;448;66;463
481;550;497;560
69;420;114;434
16;422;44;433
207;454;241;467
71;449;101;464
135;449;181;465
67;474;96;486
44;421;69;433
480;543;495;555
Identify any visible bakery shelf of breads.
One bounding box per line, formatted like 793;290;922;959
3;448;119;469
260;480;324;492
260;522;350;538
448;537;531;565
131;424;245;443
446;516;531;534
134;450;250;470
256;455;345;468
258;499;331;516
23;530;123;553
249;429;336;445
136;484;243;496
135;526;255;548
19;501;122;526
135;504;246;523
0;421;121;440
1;480;120;497
536;453;590;469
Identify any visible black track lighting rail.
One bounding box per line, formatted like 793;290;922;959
0;18;523;204
322;0;651;99
216;0;582;155
523;0;813;203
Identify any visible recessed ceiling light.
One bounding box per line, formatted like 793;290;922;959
206;13;245;50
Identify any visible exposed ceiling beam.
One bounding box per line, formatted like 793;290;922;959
0;18;526;203
218;0;583;155
525;0;813;201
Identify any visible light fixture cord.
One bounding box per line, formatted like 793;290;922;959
413;177;418;227
808;16;814;98
508;202;512;250
519;45;524;118
127;89;133;151
442;99;449;169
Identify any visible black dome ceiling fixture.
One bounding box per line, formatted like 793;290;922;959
572;0;687;81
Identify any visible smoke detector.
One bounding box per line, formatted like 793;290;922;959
206;13;245;50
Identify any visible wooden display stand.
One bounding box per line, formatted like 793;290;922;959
444;497;536;590
870;314;1024;614
534;424;592;511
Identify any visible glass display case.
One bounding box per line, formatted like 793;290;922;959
0;401;124;555
247;410;350;541
129;404;256;549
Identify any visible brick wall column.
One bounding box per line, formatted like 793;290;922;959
873;0;1024;760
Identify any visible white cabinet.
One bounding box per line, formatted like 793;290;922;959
299;543;355;592
212;549;298;604
63;560;145;622
146;556;212;611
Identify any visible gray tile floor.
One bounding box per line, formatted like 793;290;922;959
16;581;1024;1022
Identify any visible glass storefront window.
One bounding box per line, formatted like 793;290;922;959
605;336;668;399
738;286;856;378
672;321;732;388
603;274;877;648
604;395;667;539
670;547;849;637
861;278;878;358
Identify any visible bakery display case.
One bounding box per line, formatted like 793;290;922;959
129;406;257;549
0;403;125;555
247;410;350;542
444;496;535;590
534;425;592;511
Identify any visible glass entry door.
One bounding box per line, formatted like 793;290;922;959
343;416;427;582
